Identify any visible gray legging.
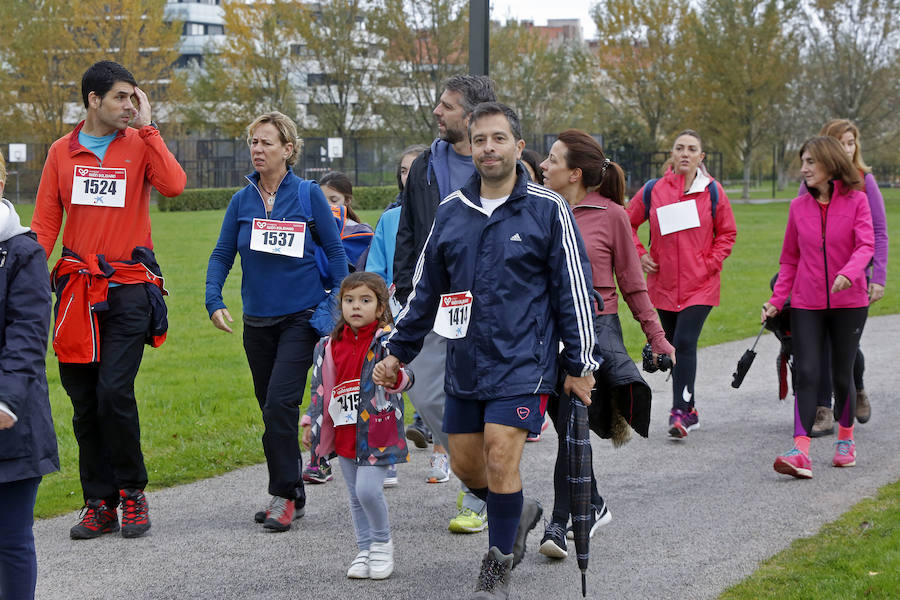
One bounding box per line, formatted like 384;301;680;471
407;330;486;514
339;457;390;550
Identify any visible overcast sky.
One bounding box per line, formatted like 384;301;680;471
490;0;598;40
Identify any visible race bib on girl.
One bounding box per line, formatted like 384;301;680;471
250;218;306;258
71;166;127;207
657;199;700;236
329;379;361;426
433;291;472;339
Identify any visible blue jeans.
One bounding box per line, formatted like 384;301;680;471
0;476;41;600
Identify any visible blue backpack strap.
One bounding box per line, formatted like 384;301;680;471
297;179;321;245
707;180;718;221
642;178;659;222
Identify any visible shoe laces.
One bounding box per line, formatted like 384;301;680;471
77;501;106;525
835;440;854;456
457;507;481;520
544;520;566;540
121;491;147;524
476;553;510;591
268;495;288;515
431;453;449;472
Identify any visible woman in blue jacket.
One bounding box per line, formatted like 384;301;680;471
0;151;59;600
205;112;348;531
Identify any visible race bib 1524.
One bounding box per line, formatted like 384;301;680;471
71;166;127;207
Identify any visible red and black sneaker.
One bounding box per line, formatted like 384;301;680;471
263;496;300;532
70;499;119;540
120;488;151;538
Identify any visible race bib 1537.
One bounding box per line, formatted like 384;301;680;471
250;218;307;258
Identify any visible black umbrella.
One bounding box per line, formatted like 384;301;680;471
566;392;592;597
731;324;766;388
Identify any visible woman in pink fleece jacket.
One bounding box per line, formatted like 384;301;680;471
763;136;874;479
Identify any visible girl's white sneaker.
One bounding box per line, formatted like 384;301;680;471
347;550;369;579
367;539;394;580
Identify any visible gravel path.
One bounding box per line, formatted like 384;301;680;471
34;315;900;600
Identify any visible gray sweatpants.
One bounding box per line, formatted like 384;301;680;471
338;457;390;550
407;330;485;514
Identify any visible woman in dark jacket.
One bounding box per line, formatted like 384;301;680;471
537;130;675;558
0;152;59;600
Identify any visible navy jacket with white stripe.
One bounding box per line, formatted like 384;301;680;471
386;165;600;401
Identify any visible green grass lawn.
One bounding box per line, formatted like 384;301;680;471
719;479;900;599
14;198;900;595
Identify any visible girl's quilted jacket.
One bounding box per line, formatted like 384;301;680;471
303;324;413;466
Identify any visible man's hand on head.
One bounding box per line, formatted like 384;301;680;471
131;86;152;129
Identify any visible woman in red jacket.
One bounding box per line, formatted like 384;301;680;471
764;136;873;479
537;130;675;558
628;130;736;439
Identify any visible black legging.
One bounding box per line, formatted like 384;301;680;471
657;305;712;411
792;307;868;435
817;345;865;408
547;392;602;524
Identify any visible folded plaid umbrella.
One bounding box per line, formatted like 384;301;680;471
566;393;592;597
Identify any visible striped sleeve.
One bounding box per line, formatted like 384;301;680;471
530;184;600;376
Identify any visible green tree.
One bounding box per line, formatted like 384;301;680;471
292;0;383;137
369;0;468;140
489;20;586;139
591;0;689;146
183;0;301;138
687;0;799;200
0;0;183;144
801;0;900;151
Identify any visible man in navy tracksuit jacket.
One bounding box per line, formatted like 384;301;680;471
375;103;599;599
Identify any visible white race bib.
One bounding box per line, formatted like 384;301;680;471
250;218;307;258
388;283;402;318
71;166;127;207
656;199;701;236
329;379;361;426
433;291;473;339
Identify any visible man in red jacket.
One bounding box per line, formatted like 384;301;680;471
31;61;186;540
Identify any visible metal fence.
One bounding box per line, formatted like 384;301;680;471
1;135;723;202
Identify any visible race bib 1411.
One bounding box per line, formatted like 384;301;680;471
433;291;473;339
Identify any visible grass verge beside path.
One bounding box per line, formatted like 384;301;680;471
719;480;900;599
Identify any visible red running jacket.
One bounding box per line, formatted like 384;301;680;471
628;168;737;312
50;254;168;363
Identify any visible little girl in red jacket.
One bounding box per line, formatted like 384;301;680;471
302;272;412;580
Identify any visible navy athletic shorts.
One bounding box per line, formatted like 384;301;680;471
444;393;548;435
